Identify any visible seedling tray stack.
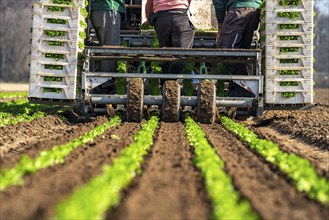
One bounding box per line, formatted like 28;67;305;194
263;0;314;104
29;0;87;100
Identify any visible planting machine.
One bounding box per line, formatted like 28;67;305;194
29;0;315;123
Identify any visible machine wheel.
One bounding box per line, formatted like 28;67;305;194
127;78;144;122
162;80;181;122
197;80;216;124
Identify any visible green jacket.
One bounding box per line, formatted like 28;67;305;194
213;0;262;23
91;0;126;13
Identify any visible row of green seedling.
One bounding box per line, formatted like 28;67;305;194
221;116;329;206
0;116;121;191
55;116;159;219
184;116;259;220
0;99;54;127
0;91;28;99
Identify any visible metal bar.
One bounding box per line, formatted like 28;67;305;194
90;95;254;108
85;72;262;80
89;55;257;63
85;47;260;57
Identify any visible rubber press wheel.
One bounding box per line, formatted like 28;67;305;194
127;78;144;122
162;80;181;122
197;80;216;124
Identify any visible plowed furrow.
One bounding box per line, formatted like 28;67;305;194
108;122;211;219
251;126;329;178
0;122;141;220
0;115;109;168
202;124;328;220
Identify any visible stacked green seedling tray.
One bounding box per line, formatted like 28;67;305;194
29;0;87;100
262;0;314;104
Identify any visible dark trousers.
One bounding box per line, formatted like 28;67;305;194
154;10;195;86
91;10;121;72
218;8;260;96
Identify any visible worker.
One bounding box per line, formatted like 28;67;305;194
213;0;261;97
90;0;126;94
145;0;195;86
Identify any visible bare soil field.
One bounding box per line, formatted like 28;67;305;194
0;88;328;219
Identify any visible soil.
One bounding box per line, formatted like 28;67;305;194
0;122;141;220
108;122;211;219
0;88;328;219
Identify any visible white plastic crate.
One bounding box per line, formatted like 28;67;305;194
265;56;313;68
266;44;313;56
32;27;84;42
264;32;313;46
266;0;313;11
30;74;77;87
266;22;312;35
265;9;313;23
266;78;313;91
31;39;81;53
38;0;85;8
265;68;313;80
33;3;80;19
30;50;80;64
32;13;81;30
29;84;76;100
30;60;79;76
265;91;313;104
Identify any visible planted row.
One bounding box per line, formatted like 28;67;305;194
55;116;159;219
184;116;259;220
0;91;28;99
0;116;121;191
0;99;52;127
221;116;329;205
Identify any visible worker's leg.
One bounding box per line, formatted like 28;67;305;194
91;11;121;93
154;11;174;87
218;8;260;97
154;11;173;47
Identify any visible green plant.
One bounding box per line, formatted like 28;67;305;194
47;18;66;24
48;41;65;46
0;92;28;99
55;116;159;219
279;0;301;6
43;88;62;93
185;116;259;220
280;47;298;54
44;30;66;37
44;76;63;82
279;70;300;75
280;81;299;86
280;35;299;41
0;116;121;191
221;116;329;205
278;12;301;19
45;53;65;60
48;6;65;12
281;92;296;98
53;0;72;5
279;24;300;30
45;64;63;70
280;59;298;64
